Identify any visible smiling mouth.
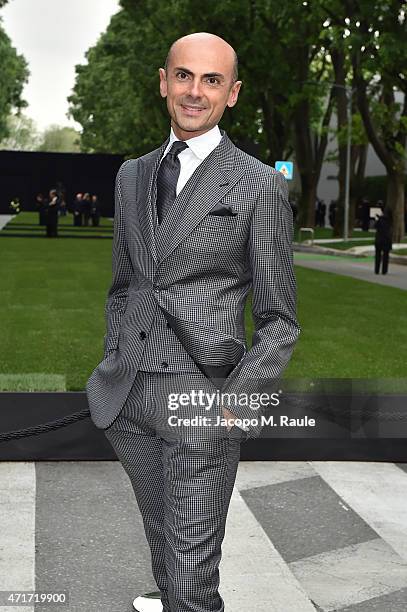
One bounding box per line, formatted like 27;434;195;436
181;104;206;114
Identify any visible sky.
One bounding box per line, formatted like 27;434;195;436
1;0;120;131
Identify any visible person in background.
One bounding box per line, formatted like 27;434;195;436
35;193;47;225
361;198;371;231
374;207;393;275
376;198;384;212
90;194;101;226
82;192;92;226
315;198;326;228
72;193;83;226
46;189;60;238
356;196;363;227
329;200;337;228
58;192;67;217
289;197;298;225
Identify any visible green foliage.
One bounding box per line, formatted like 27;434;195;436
68;10;163;154
0;20;29;140
69;0;333;159
69;0;407;234
0;113;41;150
361;175;387;202
362;174;407;202
37;125;81;153
350;1;407;168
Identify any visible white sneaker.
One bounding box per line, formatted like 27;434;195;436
132;591;163;612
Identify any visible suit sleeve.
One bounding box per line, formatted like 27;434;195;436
221;170;301;424
103;160;134;357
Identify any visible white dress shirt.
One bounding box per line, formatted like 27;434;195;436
161;124;222;195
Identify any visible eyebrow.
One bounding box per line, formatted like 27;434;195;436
173;66;225;81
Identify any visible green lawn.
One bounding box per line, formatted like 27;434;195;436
1;213;113;391
294;227;373;241
4;211;114;239
320;240;374;250
320;239;407;251
1;213;406;390
285;267;407;379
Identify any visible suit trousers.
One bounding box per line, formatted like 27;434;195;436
103;370;245;612
375;245;390;274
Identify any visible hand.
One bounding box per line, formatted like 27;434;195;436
222;406;238;431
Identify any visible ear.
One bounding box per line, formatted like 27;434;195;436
159;68;168;98
227;80;242;108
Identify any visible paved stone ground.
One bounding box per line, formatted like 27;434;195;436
294;252;407;291
2;460;407;612
0;215;15;230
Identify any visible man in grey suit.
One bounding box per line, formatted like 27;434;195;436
86;32;300;612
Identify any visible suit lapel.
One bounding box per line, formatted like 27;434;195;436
155;131;244;263
137;137;169;263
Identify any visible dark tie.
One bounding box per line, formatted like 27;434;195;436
156;140;189;224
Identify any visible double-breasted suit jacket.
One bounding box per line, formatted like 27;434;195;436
86;129;301;438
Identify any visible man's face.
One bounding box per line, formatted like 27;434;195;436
159;39;241;140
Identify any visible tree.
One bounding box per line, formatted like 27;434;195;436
349;0;407;242
0;113;41;150
68;10;156;154
320;0;406;241
37;125;81;152
137;0;336;228
318;5;369;235
0;18;29;140
70;0;406;237
321;0;407;242
69;1;298;157
226;0;336;226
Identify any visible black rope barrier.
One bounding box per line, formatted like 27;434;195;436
0;409;91;442
0;396;406;445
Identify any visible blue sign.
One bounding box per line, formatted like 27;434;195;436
275;161;294;180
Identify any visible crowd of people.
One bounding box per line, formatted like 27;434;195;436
11;188;402;278
289;193;404;234
35;190;101;237
287;193;399;276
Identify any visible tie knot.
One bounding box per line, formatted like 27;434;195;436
168;140;188;158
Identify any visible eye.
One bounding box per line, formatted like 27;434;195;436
176;71;189;80
207;77;220;85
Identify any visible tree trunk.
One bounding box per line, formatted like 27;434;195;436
331;48;348;238
352;143;368;230
298;173;318;227
386;172;405;244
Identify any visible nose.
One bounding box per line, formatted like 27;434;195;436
187;77;203;99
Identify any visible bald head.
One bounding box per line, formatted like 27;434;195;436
164;32;238;84
159;31;242;140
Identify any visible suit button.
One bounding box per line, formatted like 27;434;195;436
161;361;169;369
139;331;147;340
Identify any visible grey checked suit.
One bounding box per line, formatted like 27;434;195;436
86;128;300;611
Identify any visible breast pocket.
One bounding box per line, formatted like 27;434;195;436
189;215;238;251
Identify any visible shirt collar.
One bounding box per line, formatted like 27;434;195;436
164;124;222;160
